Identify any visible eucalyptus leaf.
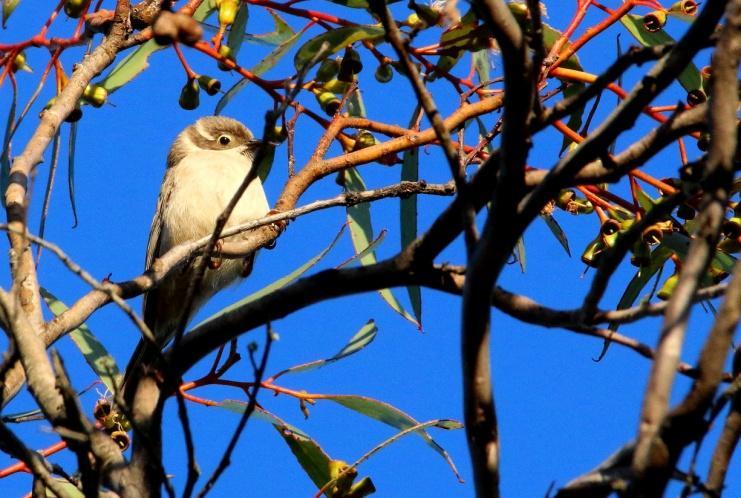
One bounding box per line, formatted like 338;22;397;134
401;107;422;324
619;14;704;100
271;320;378;378
327;394;463;481
294;25;384;71
226;3;249;60
0;73;16;204
194;225;345;329
540;214;571;256
41;288;122;392
345;167;420;328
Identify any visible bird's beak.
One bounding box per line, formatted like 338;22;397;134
240;139;261;157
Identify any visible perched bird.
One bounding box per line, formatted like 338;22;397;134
125;116;270;384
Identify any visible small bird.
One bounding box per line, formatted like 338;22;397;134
125;116;270;383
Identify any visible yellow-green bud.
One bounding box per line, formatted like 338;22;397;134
669;0;697;15
197;75;221;95
82;84;108;107
265;125;288;144
322;78;351;94
722;217;741;239
315;58;340;82
11;51;30;73
314;90;341;116
218;0;239;26
353;130;376;151
179;79;200;110
217;44;235;71
643;11;667;32
581;237;605;268
657;272;679;300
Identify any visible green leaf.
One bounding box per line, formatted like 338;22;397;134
216;23;304;115
294;25;384;71
226;3;249;60
0;72;17;204
336;229;387;269
99;40;163;93
438;11;489;55
40;288;122;392
540;213;571;256
515;236;526;273
634;187;658;212
619;14;704;99
251;10;295;46
271;320;378;378
609;245;673;330
256;143;276;182
327;395;463;481
560;82;586;153
345;168;421;328
2;0;20;27
221;402;333;488
472;49;490;84
401;107;422;324
195;225;345;329
662;232;737;273
68;121;79;228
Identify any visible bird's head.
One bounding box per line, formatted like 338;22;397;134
167;116;260;168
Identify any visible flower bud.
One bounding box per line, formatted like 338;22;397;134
722;217;741;239
93;399;112;421
265;125;288;144
374;63;393;83
657;272;679;300
217;44;235;71
581;237;606;268
669;0;697;15
179;78;200;110
111;430;130;451
218;0;239;27
197;75;221;95
687;89;706;106
643;10;667;32
352;130;376;151
322;78;351;94
82;84;108;107
64;0;85;18
315;58;340;82
314;89;340;116
11;51;30;73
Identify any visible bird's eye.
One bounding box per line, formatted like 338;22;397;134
218;135;231;146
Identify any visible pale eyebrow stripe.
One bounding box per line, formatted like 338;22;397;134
195;120;215;140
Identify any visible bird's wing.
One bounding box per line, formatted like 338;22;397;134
142;172;174;331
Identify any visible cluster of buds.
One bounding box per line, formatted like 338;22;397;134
555;189;594;215
178;75;222;110
93;398;131;451
310;47;365;116
581;215;676;268
643;1;698;32
326;460;375;498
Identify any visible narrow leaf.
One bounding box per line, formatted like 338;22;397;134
221;402;332;488
472;49;490;84
294;25;384;71
41;288;122;392
194;224;345;328
271;320;378;378
99;40;163;93
226;3;249;60
515;236;526;273
401;107;423;324
2;0;20;27
345;168;420;328
609;245;673;330
336;229;386;269
662;232;737;273
540;213;571;256
327;394;463;481
560;83;586;153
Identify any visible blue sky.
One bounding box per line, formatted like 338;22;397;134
0;1;738;496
